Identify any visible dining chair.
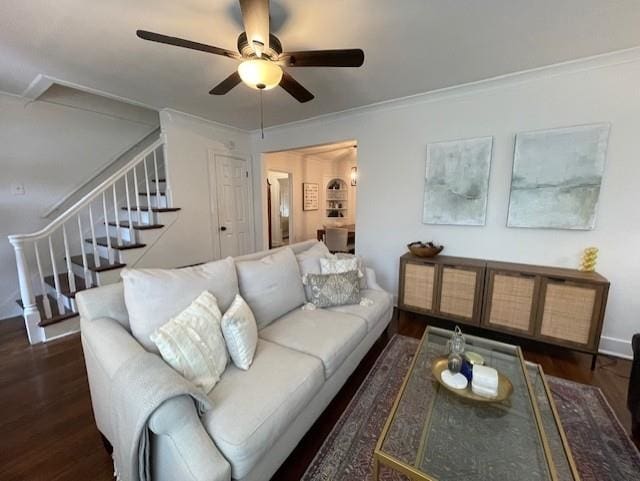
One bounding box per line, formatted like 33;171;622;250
325;227;349;253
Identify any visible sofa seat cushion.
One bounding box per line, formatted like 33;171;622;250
259;308;367;378
327;288;393;331
203;339;324;479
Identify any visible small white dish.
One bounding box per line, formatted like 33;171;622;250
440;369;468;390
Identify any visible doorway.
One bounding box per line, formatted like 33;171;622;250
267;170;293;249
209;152;253;258
261;140;358;251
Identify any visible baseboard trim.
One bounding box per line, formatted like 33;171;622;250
599;336;633;360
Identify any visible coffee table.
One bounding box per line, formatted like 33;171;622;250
374;326;580;481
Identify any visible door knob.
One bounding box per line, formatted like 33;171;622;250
220;226;227;231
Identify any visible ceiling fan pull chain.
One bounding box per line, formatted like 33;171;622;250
260;89;265;139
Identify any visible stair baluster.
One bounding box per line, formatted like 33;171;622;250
101;192;113;262
62;223;77;298
33;240;53;320
153;150;161;200
143;155;152;225
48;235;65;314
77;214;92;288
133;164;142;225
124;171;134;241
112;184;122;246
88;203;101;270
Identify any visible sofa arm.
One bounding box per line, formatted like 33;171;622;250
82;319;231;481
81;316;148;440
77;282;130;328
81;316;144;378
365;267;384;291
149;397;231;481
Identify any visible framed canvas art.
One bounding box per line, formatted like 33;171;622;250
303;182;319;211
507;123;610;230
423;136;493;225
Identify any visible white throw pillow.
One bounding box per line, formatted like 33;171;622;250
235;247;306;329
121;257;238;352
150;291;228;393
321;254;368;289
221;294;258;370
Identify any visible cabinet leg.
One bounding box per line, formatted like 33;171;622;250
373;457;379;481
591;354;597;371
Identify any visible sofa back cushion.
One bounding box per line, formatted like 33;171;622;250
235;247;306;329
121;257;238;352
233;239;319;264
296;241;331;301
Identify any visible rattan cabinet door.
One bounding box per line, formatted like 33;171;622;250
483;270;539;335
437;265;482;324
538;279;603;348
401;262;436;313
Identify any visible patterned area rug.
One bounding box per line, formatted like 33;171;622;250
302;335;640;481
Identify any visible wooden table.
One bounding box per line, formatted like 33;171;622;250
316;224;356;243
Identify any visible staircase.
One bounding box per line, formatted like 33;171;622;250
9;138;181;344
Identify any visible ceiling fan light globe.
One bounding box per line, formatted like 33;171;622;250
237;59;283;90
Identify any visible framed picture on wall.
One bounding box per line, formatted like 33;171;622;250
303;182;319;211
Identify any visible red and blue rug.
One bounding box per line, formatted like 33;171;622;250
302;335;640;481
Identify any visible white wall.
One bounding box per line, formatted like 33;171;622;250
144;109;253;269
250;50;640;358
0;91;158;318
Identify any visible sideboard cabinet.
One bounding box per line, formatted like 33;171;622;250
398;253;610;368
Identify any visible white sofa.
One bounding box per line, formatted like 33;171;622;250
78;240;394;481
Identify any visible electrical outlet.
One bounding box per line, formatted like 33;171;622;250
11;183;25;195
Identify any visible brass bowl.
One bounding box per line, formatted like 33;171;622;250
431;356;513;403
408;243;444;258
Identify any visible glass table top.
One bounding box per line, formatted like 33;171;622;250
377;326;579;481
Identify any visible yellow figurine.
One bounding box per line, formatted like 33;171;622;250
580;247;599;272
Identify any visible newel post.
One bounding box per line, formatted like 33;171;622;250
9;237;44;344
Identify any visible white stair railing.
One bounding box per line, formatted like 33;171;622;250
8;139;169;344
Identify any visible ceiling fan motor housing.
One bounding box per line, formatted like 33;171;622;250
237;32;283;59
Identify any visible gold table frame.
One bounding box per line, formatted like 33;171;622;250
373;327;581;481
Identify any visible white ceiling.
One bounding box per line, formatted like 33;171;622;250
2;0;640;130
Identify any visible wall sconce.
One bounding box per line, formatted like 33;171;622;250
350;166;358;186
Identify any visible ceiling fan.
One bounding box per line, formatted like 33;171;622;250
136;0;365;103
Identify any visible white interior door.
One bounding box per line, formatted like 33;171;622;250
214;154;252;258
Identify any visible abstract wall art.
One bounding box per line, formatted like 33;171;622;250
507;123;610;230
423;136;493;226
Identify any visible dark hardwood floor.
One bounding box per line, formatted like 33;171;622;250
0;311;634;481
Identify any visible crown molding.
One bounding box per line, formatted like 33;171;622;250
20;74;159;112
160;108;250;134
253;45;640;136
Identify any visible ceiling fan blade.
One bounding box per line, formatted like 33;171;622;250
209;71;242;95
279;71;314;103
280;49;365;67
136;30;241;60
239;0;270;53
